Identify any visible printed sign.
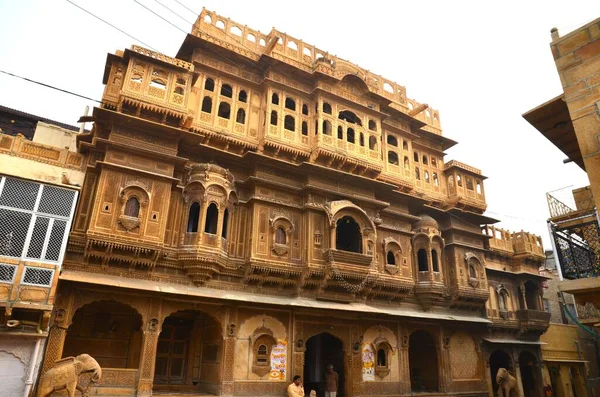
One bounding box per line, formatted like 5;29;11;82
362;343;375;381
269;339;287;380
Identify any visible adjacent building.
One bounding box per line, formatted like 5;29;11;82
36;8;552;397
0;106;83;397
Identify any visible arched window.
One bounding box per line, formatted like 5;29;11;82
457;174;463;187
388;151;399;165
498;289;508;312
272;93;279;105
431;249;439;272
369;119;377;131
338;110;362;126
347;128;355;143
466;177;474;190
433;173;439;186
524;280;540;310
257;345;268;363
417;249;428;271
431;158;437;168
336;216;362;253
124;197;140;217
404;156;410;170
337;126;343;139
413;151;419;162
323;120;332;135
403;140;409;151
387;135;398;147
174;86;184;95
476;181;482;194
270;110;278;126
369;136;377;150
422;155;428;165
424;170;430;183
415;167;421;180
221;84;233;98
285;97;296;111
222;208;229;238
236;108;246;124
387;251;396;265
468;264;476;278
284;115;295;131
301;121;308;136
302;104;309;115
204;78;215;91
218;102;231;119
275;227;286;245
323;102;332;114
377;348;387;366
187;202;200;233
201;96;212;113
204;203;218;234
238;90;247;102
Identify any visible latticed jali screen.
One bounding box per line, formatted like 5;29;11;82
552;218;600;280
0;176;77;264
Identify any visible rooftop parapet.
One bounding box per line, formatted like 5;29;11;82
482;225;513;254
190;8;441;132
481;226;545;259
512;230;544;259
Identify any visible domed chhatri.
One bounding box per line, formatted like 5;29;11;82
412;214;439;231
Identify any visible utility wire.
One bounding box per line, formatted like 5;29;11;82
154;0;194;25
0;70;103;104
133;0;187;34
172;0;198;16
65;0;159;52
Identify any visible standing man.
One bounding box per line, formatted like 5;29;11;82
325;365;339;397
288;375;305;397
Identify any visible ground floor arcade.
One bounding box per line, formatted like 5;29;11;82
38;277;542;397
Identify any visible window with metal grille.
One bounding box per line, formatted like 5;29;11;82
0;263;17;283
0;176;77;264
22;267;53;286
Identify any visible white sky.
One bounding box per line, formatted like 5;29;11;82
1;0;597;248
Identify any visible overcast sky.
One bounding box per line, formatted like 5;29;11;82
1;1;598;248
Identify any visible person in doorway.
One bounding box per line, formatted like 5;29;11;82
288;375;305;397
325;364;339;397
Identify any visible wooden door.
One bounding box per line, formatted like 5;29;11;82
154;323;189;384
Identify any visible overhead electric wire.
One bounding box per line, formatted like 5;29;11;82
172;0;198;16
0;70;103;104
65;0;159;52
133;0;187;34
153;0;194;25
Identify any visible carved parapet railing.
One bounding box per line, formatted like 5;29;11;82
325;249;373;267
512;231;544;258
0;133;85;171
516;309;551;334
482;225;514;254
89;368;137;390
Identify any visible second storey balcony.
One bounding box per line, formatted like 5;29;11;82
516;309;551;335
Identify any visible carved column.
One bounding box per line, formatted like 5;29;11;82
520;282;528;310
136;327;160;397
40;286;74;376
221;337;236;396
399;326;410;394
514;357;525;397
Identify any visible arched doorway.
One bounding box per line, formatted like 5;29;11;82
489;349;513;397
336;216;362;253
304;333;345;397
154;310;222;395
409;330;439;392
524;281;540;310
519;351;540;397
62;300;143;369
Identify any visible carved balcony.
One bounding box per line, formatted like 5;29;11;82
516;309;551;335
486;309;520;330
449;284;490;307
178;232;230;285
414;271;446;310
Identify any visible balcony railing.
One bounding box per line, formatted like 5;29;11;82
516;309;551;332
552;219;600;280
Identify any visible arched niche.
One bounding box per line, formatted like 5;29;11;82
325;200;376;255
117;182;150;231
382;237;404;274
464;252;484;288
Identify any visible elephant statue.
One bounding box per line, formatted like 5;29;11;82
37;354;102;397
496;367;518;397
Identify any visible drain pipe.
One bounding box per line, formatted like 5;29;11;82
23;337;42;397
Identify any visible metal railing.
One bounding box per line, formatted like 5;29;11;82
546;192;575;218
552;218;600;280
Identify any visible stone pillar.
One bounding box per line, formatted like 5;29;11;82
484;358;494;397
221;337;236;396
41;326;68;375
398;328;411;394
515;360;525;397
136;327;160;397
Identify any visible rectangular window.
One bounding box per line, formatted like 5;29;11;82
0;176;78;264
22;266;54;286
0;263;17;283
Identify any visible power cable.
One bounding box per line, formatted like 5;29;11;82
154;0;194;25
133;0;187;34
65;0;159;52
0;70;103;105
172;0;198;16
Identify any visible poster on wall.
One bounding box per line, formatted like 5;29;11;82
362;343;375;381
270;339;287;380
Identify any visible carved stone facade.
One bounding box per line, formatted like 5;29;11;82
39;8;551;397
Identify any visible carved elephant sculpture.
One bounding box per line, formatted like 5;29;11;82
496;367;518;397
37;354;102;397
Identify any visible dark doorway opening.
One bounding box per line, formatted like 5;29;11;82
409;330;438;392
304;333;345;397
519;351;539;397
489;349;513;397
